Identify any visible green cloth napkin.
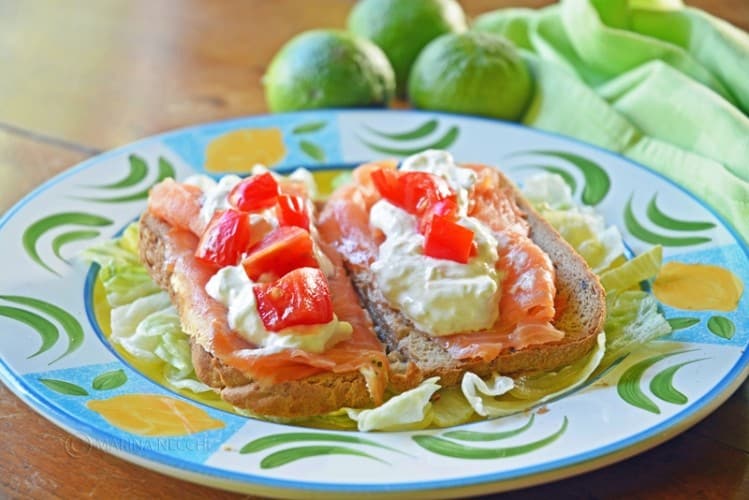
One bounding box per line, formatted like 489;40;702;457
474;0;749;242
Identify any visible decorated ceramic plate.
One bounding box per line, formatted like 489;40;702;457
0;110;746;498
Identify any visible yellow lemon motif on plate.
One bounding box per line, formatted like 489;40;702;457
87;394;224;436
205;128;286;172
653;261;744;311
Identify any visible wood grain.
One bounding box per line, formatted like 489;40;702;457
0;129;91;213
0;0;747;499
1;0;744;152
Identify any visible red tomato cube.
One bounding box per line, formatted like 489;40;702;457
423;215;474;264
418;198;459;234
195;209;252;267
277;193;310;230
242;226;319;281
253;268;334;331
371;168;403;207
371;168;456;216
229;172;280;211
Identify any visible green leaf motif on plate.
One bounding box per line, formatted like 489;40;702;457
78;156;175;203
442;414;535;442
0;295;84;363
646;194;716;232
359;123;459;156
365;119;438;141
649;359;707;405
260;445;387;469
413;416;568;459
666;317;700;331
239;431;406;468
292;121;326;134
507;150;610;205
624;195;711;247
0;306;59;359
51;230;100;263
707;316;735;339
240;432;401;454
92;369;127;391
39;378;88;396
87;155;149;189
22;212;112;275
617;350;698;413
299;140;326;162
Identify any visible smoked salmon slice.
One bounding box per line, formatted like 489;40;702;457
148;179;204;235
147;178;388;401
318;162;564;363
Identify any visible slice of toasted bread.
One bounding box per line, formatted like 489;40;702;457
139;212;379;418
321;167;606;391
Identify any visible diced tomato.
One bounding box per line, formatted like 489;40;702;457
370;168;402;207
248;217;275;247
242;226;319;281
277;194;310;230
400;172;454;214
195;209;252;267
253;268;334;331
418;198;459;234
423;215;474;264
371;169;456;216
229;172;279;211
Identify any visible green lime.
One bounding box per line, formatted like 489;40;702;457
408;32;533;121
263;30;395;112
348;0;466;96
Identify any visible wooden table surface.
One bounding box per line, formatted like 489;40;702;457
1;1;747;498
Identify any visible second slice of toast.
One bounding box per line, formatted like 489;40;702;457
320;164;606;390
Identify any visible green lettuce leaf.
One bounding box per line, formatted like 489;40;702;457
84;224;210;393
522;173;626;272
460;333;606;418
599;244;662;292
345;377;441;431
602;290;672;367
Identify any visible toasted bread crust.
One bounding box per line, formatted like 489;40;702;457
327;169;606;390
139;212;377;418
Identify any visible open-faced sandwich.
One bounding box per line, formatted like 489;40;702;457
318;150;606;391
83;148;669;427
139;171;389;418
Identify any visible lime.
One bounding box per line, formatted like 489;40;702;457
348;0;466;96
263;30;395;112
408;32;533;121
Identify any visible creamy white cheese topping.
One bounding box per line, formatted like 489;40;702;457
184;174;242;229
369;150;501;335
206;265;353;354
401;149;477;215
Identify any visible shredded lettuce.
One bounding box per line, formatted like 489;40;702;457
460;333;606;418
345;377;440;431
600;245;663;292
82;224;162;307
523;172;671;367
84;223;210;394
110;293;174;356
602;290;672;368
460;373;515;417
430;386;478;428
522;173;626;273
521;172;575;210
